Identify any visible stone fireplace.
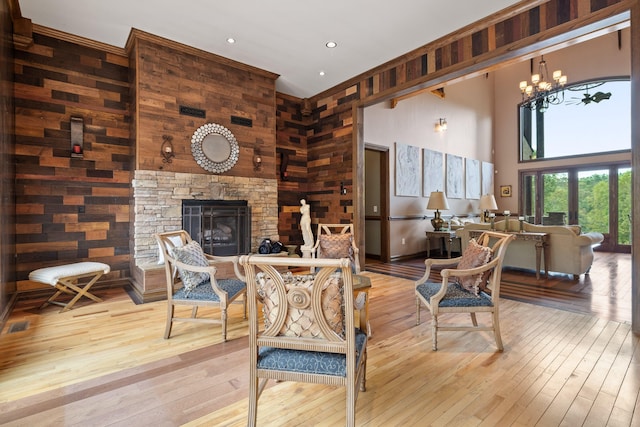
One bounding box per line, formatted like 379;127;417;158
129;169;278;302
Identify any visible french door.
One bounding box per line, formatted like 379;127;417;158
520;163;631;252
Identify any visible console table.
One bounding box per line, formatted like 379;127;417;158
426;230;460;259
468;230;549;279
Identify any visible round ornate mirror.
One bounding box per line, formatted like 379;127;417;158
190;123;239;173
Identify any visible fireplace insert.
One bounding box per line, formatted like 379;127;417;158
182;200;251;256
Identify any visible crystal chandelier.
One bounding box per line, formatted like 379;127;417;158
518;56;568;112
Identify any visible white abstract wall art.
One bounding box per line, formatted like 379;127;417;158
446;154;464;199
395;142;420;197
465;158;481;199
423;148;444;196
482;161;494;195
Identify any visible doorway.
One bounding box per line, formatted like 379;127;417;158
364;145;390;262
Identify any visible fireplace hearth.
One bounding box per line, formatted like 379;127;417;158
182;200;251;256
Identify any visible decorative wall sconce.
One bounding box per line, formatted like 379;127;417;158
161;135;175;163
435;118;448;132
340;181;347;195
253;147;262;171
70;116;83;158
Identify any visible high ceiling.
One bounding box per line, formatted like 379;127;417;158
18;0;523;98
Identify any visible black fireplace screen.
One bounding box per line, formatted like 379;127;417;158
182;200;251;256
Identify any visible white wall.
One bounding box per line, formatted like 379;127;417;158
364;75;494;257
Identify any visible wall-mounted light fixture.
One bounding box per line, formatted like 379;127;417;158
161;135;175;163
340;181;347;195
435;118;447;132
253;147;262;171
70;116;83;158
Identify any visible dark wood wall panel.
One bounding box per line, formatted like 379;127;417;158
130;31;278;179
0;0;15;318
275;93;307;247
13;30;131;291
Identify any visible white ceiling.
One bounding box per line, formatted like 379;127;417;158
18;0;523;98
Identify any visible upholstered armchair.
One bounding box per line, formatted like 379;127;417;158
415;231;514;351
155;230;246;341
239;255;367;427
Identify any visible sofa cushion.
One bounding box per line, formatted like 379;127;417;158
456;238;493;295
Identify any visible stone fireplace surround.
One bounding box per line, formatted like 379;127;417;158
129;169;278;302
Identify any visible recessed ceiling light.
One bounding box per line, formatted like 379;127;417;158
319;71;325;76
325;41;337;48
227;38;236;44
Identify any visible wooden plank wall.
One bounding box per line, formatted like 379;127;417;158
0;0;16;311
128;30;278;179
13;29;132;291
275;93;308;247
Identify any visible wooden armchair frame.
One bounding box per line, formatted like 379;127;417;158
155;230;247;341
239;255;367;427
415;231;515;351
311;223;361;273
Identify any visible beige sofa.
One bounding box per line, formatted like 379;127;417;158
456;220;604;278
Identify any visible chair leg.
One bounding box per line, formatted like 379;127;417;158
221;307;228;341
470;312;478;326
247;376;259;427
346;383;355;427
164;304;175;339
492;310;504;351
431;314;438;351
415;298;421;325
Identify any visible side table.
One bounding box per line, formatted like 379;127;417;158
425;230;460;259
352;274;372;337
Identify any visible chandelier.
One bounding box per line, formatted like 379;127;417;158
518;56;568;112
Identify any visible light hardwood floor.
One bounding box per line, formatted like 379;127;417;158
0;253;638;426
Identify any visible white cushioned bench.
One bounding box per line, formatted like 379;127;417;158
29;262;111;312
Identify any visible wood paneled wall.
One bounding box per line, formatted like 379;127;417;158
127;30;278;179
13;28;131;291
275;93;308;247
0;0;15;319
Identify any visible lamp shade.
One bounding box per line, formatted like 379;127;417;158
479;194;498;211
426;191;450;211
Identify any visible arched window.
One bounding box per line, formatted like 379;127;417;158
519;77;630;162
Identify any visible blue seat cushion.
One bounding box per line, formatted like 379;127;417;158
416;280;493;307
173;278;246;301
257;329;367;377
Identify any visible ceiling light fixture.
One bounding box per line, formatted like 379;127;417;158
325;41;337;48
226;37;236;44
518;56;567;112
319;71;325;76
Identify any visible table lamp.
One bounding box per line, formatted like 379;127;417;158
479;194;498;223
427;191;450;231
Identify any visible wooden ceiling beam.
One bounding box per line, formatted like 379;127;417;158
7;0;33;48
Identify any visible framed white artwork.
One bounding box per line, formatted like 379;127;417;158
395;142;420;197
465;158;481;199
423;148;444;196
446;154;463;199
482;161;494;195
